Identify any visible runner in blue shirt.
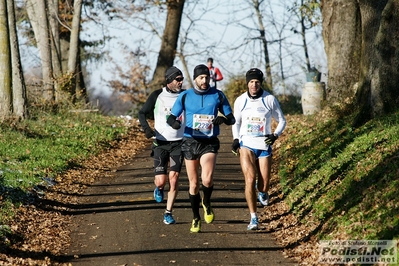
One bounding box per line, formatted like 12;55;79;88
167;64;235;233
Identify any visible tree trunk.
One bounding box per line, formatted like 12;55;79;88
68;0;82;75
321;0;399;125
8;0;28;118
253;0;273;91
150;0;185;91
67;0;83;100
25;0;54;101
354;0;399;124
0;0;12;119
300;0;311;72
48;0;62;78
321;0;361;103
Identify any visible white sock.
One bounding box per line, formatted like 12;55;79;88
250;212;257;219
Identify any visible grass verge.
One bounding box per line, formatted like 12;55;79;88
279;110;399;264
0;108;130;228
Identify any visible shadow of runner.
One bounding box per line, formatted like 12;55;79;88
64;124;298;266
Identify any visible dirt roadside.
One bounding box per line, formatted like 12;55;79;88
62;125;298;266
1;119;311;265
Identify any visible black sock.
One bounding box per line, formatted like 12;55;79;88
189;193;201;220
202;185;214;207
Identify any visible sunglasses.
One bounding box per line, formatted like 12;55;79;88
175;77;184;82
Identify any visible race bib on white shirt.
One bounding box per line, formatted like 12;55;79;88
193;114;214;137
244;116;266;136
164;107;172;120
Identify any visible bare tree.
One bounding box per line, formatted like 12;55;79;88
0;0;12;119
48;0;62;80
149;0;185;91
0;0;27;120
321;0;399;125
176;1;219;88
8;0;28;118
18;0;89;103
252;0;273;90
266;0;296;96
25;0;54;101
226;0;283;91
66;0;83;100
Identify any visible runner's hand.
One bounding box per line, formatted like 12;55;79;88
167;115;181;129
144;128;155;138
212;116;227;125
264;134;278;145
231;139;240;155
170;120;181;129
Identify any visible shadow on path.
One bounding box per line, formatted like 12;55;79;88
64;125;298;266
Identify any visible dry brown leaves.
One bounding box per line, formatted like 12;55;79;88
1;116;320;265
0;120;148;266
259;114;323;265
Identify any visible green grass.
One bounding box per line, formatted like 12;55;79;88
2;101;399;263
0;108;129;225
279;110;399;262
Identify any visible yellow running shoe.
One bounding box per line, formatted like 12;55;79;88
190;218;201;233
202;199;214;224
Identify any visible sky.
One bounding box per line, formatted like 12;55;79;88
21;0;327;97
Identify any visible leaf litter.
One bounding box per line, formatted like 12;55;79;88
0;116;322;265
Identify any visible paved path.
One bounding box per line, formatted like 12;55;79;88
65;125;298;266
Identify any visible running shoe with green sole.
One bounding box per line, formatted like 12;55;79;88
190;218;201;233
202;200;214;224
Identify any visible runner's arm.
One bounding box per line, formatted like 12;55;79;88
215;67;224;81
138;89;162;132
269;97;286;136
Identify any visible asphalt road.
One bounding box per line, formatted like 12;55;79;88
65;125;298;266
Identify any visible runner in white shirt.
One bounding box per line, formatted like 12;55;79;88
138;66;185;225
231;68;286;230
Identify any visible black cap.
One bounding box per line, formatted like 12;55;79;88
246;68;264;84
207;57;213;63
165;66;183;84
193;64;210;80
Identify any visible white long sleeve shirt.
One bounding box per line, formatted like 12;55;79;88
138;87;185;141
232;90;286;150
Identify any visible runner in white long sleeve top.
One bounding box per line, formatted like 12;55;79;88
231;68;286;230
138;66;185;225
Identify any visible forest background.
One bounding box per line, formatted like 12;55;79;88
16;0;326;116
1;0;399;264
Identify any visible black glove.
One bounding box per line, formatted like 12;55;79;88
167;115;181;129
264;134;278;145
170;120;181;129
231;139;240;155
212;116;227;125
144;128;155;138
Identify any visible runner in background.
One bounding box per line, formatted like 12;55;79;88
207;57;224;89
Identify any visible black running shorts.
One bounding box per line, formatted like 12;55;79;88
152;139;183;175
181;137;220;160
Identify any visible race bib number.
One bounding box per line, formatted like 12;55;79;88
245;116;266;136
193;114;214;137
164;107;172;120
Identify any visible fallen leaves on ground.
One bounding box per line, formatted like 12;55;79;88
0;116;321;265
0;120;148;265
